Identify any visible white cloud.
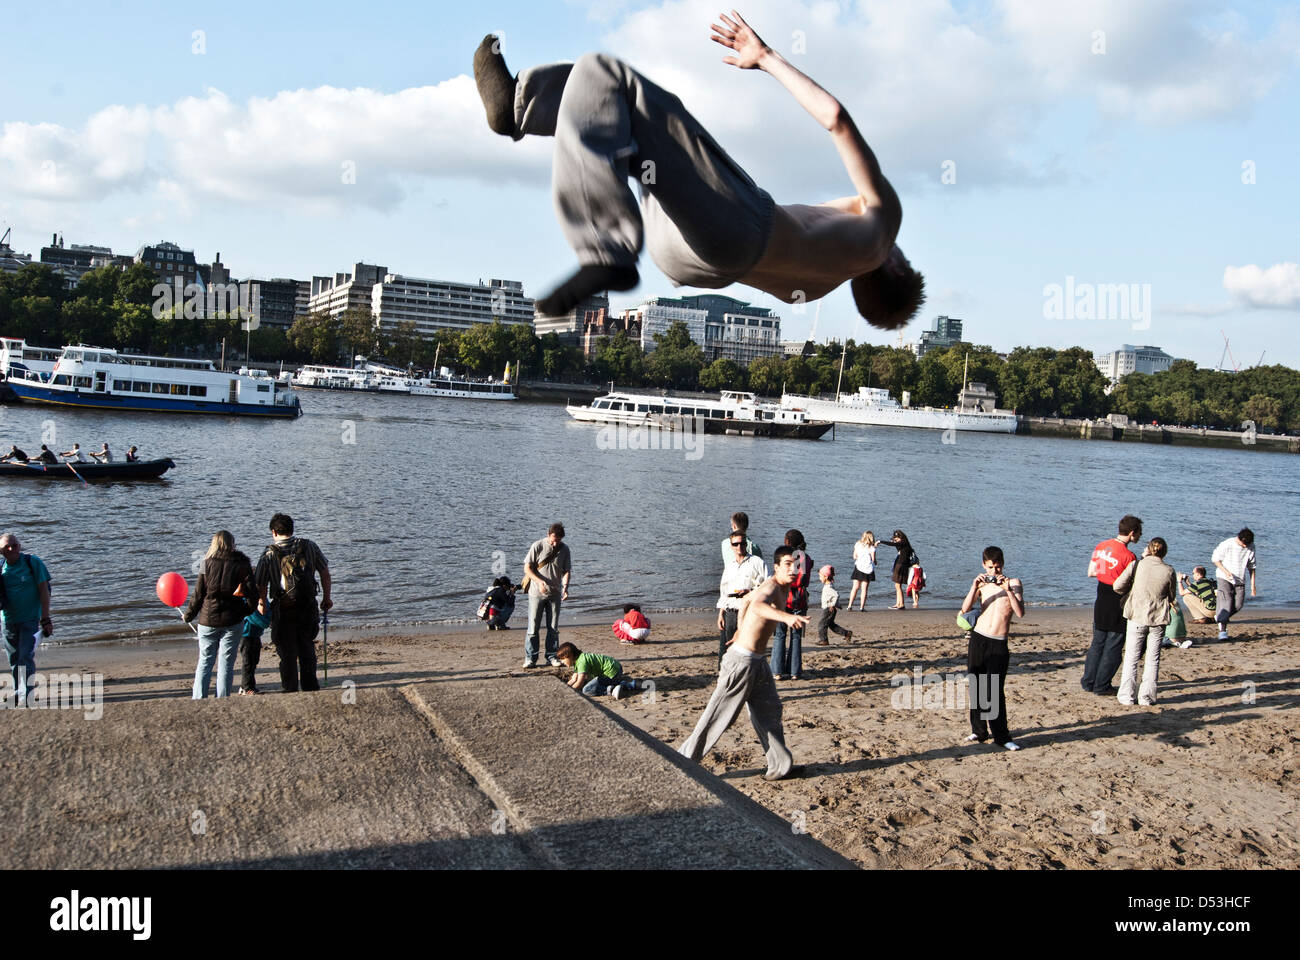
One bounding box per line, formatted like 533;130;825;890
0;77;551;213
1224;262;1300;309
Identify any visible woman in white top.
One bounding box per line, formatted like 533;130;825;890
847;531;876;611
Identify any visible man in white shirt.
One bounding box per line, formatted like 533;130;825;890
719;511;761;564
1211;528;1256;641
59;444;88;462
717;531;767;668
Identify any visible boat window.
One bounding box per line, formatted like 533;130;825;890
636;404;648;413
113;380;129;391
171;384;188;395
593;400;608;409
190;386;206;398
152;383;169;394
74;376;92;388
663;406;678;414
712;409;724;418
132;382;150;393
257;384;270;392
53;375;71;386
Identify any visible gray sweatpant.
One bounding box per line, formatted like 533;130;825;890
515;53;774;288
679;646;793;779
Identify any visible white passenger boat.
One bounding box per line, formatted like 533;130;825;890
5;345;301;418
1;337;62;386
781;385;1018;433
567;389;832;439
292;360;515;400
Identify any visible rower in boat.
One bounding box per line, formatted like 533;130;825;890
126;445;140;462
89;442;114;463
59;443;89;463
0;445;29;463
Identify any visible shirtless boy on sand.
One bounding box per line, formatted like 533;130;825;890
958;547;1025;751
472;10;924;326
679;545;810;781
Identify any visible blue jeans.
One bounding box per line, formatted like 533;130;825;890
1081;627;1125;693
193;623;241;698
3;618;38;697
582;674;635;697
525;590;562;663
770;621;804;678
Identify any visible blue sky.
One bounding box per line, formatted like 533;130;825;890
2;0;1297;368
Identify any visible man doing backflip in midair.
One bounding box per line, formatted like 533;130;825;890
472;10;925;328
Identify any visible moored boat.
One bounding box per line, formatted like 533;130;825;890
5;345;302;418
0;457;176;480
567;389;832;440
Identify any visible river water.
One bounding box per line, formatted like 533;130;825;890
1;390;1295;644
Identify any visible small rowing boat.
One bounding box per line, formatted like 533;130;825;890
0;458;176;480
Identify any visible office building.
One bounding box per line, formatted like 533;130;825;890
915;315;964;357
1094;344;1178;387
136;241;202;287
371;274;534;338
624;294;781;366
307;262;389;318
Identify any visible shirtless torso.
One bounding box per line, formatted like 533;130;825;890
961;559;1025;639
729;554;810;656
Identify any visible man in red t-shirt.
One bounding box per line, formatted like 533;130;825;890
1081;515;1142;694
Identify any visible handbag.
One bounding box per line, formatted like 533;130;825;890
476;595;492;620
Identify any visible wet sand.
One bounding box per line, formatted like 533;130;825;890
34;605;1300;869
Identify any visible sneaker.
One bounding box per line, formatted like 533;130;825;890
763;764;807;782
1217;629;1229;641
815;638;829;646
547;657;563;668
1002;741;1021;751
1179;639;1193;649
611;685;627;700
1139;698;1155;706
1160;638;1174;649
522;659;536;669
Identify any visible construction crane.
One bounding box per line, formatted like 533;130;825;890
1218;331;1239;373
0;226;10;248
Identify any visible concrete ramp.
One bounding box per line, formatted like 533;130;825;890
5;677;853;869
404;677;855;869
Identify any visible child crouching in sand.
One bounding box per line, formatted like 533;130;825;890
557;642;643;700
958;546;1025;751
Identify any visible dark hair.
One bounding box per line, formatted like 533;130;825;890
1148;537;1168;558
1237;528;1254;546
556;641;579;660
270;513;294;536
1118;515;1143;537
1193;565;1207;577
623;603;640;613
773;545;795;565
850;257;926;331
784;528;805;550
731;512;749;532
548;522;565;540
982;545;1004;564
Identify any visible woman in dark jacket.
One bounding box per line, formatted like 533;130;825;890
184;530;256;698
878;530;919;609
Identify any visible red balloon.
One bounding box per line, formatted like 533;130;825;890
156;571;189;608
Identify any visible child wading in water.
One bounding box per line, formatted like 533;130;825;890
958;546;1025;751
815;565;853;646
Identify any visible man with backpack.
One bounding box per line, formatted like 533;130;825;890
255;514;332;693
0;534;53;703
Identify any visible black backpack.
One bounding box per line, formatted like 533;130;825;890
267;540;315;608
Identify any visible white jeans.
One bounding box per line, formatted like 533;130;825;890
1117;622;1163;705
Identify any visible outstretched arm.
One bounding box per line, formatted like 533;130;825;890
711;11;901;231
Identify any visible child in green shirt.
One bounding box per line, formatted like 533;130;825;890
557;642;643;700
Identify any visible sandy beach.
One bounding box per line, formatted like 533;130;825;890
34;605;1299;870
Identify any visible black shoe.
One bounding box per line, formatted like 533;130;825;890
473;35;522;140
537;264;639;317
1091;685;1117;696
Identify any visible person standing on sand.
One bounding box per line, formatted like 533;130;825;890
0;534;53;703
1111;537;1177;707
522;522;571;669
680;545;809;781
718;530;767;668
470;11;925;326
721;511;761;563
847;530;876;611
769;529;812;680
1081;514;1141;695
957;546;1024;751
184;530;257;699
877;530;917;610
255;513;332;693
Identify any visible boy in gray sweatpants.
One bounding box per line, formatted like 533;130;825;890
679;546;810;781
470;10;925;329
